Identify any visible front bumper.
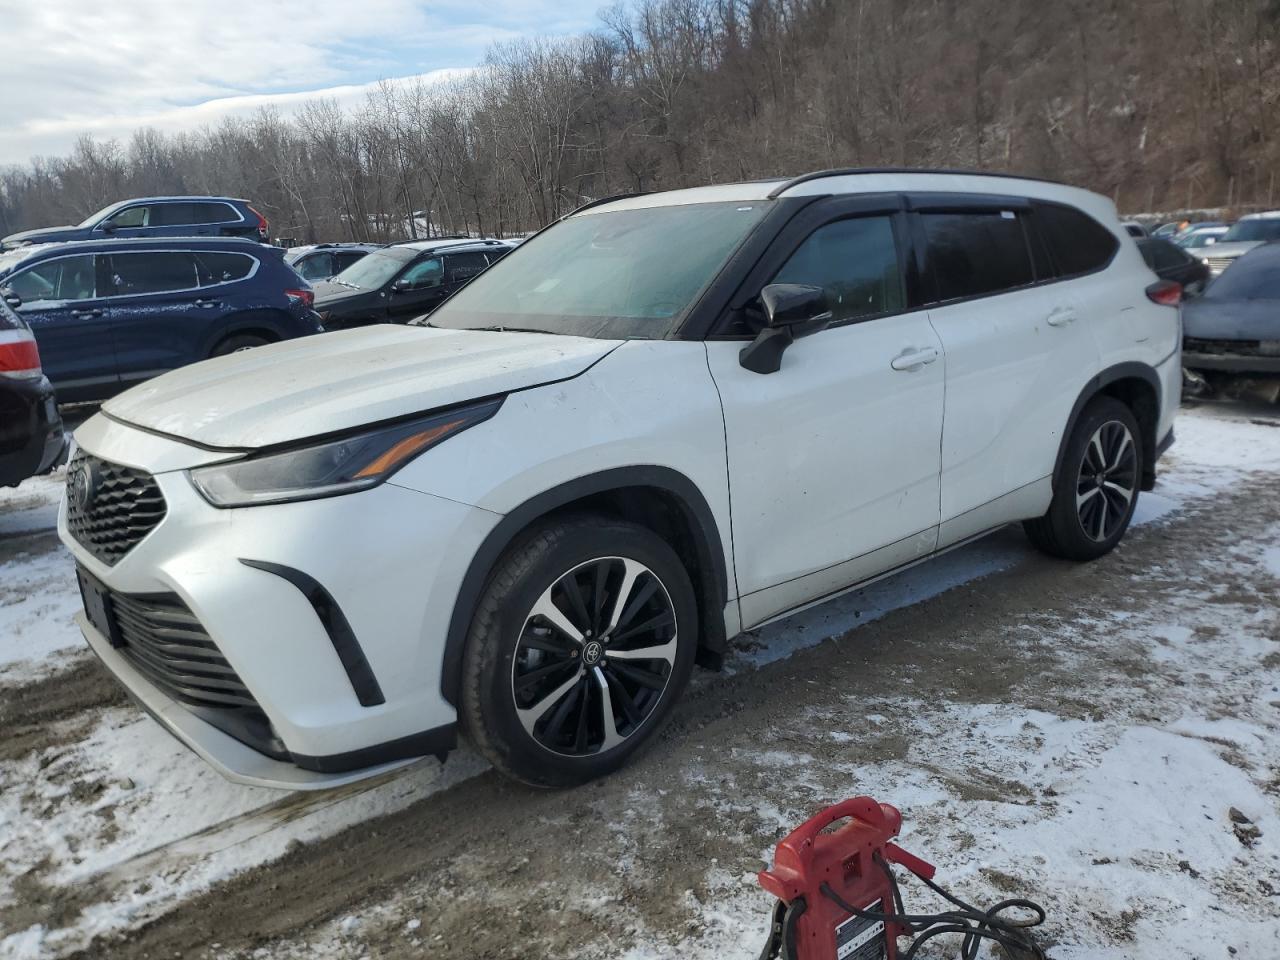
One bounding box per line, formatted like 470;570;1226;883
61;415;502;789
1183;351;1280;374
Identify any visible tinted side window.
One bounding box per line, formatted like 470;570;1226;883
770;216;903;324
922;211;1034;302
196;252;255;285
150;203;196;226
9;255;97;304
1037;203;1119;277
191;202;238;224
1151;240;1192;271
108;252;199;295
445;252;488;283
334;251;367;271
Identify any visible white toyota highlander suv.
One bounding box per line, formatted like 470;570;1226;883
61;169;1181;789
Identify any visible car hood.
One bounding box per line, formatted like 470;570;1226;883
1194;240;1262;261
102;325;619;450
2;225;85;247
312;281;368;305
1183;298;1280;342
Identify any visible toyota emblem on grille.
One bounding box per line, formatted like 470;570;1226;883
68;459;101;511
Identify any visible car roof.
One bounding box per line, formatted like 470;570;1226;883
287;242;382;256
0;236;273;270
582;167;1113;221
112;195;249;204
1239;210;1280;221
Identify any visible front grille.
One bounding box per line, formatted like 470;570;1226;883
106;586;289;760
66;452;166;565
113;591;259;710
1206;256;1235;273
1183;337;1260;355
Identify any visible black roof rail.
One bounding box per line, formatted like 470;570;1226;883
766;167;1067;200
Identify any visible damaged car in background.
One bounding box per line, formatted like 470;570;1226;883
1182;243;1280;391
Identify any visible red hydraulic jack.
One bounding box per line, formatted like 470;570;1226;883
756;797;1046;960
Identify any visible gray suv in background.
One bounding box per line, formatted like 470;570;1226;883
2;196;270;249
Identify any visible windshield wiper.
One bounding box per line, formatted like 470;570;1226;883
332;278;360;289
467;325;551;335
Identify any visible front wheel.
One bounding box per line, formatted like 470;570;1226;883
1024;397;1143;561
460;517;698;788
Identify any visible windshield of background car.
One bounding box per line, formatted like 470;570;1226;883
77;202;125;228
1221;219;1280;243
428;200;772;338
332;248;412;290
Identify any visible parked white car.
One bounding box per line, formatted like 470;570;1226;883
60;170;1181;790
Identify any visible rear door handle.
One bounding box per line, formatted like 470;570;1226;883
70;308;103;318
1047;307;1077;327
890;346;940;371
194;299;219;308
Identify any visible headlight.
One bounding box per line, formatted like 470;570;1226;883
188;399;501;507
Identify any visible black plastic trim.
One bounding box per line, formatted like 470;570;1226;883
1156;427;1175;459
767;167;1066;199
239;559;386;707
1053;361;1163;491
291;723;457;772
440;465;729;705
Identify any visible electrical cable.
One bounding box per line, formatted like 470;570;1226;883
818;853;1047;960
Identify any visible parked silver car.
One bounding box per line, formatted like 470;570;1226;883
1191;212;1280;275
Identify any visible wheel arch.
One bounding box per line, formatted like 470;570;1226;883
205;316;286;357
441;466;730;706
1055;362;1162;492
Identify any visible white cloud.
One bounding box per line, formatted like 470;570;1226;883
0;0;600;164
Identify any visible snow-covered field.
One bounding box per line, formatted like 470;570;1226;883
2;401;1279;959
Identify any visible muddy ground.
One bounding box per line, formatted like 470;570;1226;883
3;400;1279;959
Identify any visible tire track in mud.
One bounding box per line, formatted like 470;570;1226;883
54;471;1280;960
0;659;124;765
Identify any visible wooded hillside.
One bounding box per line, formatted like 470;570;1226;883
2;0;1275;241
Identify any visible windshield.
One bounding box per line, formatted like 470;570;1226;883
429;200;772;338
1179;231;1223;248
332;249;411;290
77;201;125;228
1221;219;1280;243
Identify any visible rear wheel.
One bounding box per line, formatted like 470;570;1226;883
1024;397;1143;561
460;516;697;788
211;334;269;356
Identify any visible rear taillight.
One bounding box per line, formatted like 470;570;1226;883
0;329;42;379
249;205;269;240
285;288;315;309
1145;279;1182;306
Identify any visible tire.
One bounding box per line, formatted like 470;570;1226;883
1024;396;1144;561
211;334;269;357
460;516;698;788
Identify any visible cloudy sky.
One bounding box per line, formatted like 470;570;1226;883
0;0;603;165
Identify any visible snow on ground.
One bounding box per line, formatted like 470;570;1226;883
2;402;1279;958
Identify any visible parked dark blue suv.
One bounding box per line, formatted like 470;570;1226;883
2;196;269;249
0;238;322;403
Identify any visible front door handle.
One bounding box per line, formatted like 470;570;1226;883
70;308;103;318
890;346;940;372
1047;307;1077;327
194;299;219;308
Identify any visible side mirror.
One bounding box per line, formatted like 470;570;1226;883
1204;237;1216;246
99;221;117;234
739;283;833;374
391;278;411;293
1;287;20;309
